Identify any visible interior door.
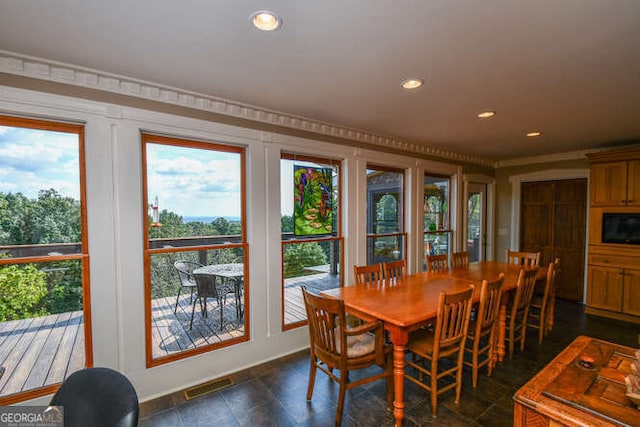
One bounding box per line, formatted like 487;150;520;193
520;179;587;302
467;183;487;262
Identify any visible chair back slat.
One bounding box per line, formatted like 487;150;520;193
505;250;540;267
513;268;539;312
434;286;474;351
354;264;383;284
426;254;449;273
451;251;470;269
477;274;505;332
383;259;406;280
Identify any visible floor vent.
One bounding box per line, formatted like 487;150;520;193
183;377;234;401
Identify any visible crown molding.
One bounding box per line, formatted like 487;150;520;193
0;50;494;168
494;148;597;168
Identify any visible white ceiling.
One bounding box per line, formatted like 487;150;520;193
1;0;639;162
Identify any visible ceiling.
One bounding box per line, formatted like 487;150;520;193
1;0;639;162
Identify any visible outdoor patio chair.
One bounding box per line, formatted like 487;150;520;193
191;272;237;329
173;260;203;313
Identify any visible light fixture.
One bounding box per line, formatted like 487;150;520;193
401;78;424;90
477;111;496;118
250;10;282;31
526;131;542;137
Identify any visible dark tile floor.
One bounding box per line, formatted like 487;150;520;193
139;300;639;426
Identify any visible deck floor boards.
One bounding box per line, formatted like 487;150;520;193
0;272;341;400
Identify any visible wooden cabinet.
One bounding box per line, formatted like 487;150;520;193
588;151;640;207
586;147;640;324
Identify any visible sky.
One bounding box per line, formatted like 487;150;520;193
0;125;80;199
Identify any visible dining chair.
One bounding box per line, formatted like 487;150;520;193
451;251;470;269
527;259;559;344
506;267;539;358
405;285;474;416
425;254;449;273
464;274;504;387
505;250;540;267
301;287;393;426
190;272;236;330
173;260;203;313
383;259;407;280
353;263;383;284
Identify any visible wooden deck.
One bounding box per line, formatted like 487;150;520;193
0;272;341;399
0;310;85;400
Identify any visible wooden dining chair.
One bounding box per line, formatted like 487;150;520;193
464;274;504;387
301;287;393;426
451;251;470;269
505;267;539;358
527;259;559;344
353;263;383;284
405;285;474;416
505;250;541;267
426;254;449;273
383;259;407;280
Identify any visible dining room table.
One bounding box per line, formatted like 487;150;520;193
321;260;544;427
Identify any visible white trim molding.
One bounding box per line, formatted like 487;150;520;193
508;169;589;249
0;50;494;168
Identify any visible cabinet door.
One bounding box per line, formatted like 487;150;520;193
623;269;640;316
587;265;623;311
590;162;628;206
627;160;640;207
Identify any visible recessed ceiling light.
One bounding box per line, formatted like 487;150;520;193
477;111;496;118
526;131;542;137
401;79;424;90
250;10;282;31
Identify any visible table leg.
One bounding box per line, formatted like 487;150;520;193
389;328;408;427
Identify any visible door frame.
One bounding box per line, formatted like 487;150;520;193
508;169;590;301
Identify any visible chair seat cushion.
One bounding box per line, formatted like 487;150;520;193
336;329;376;358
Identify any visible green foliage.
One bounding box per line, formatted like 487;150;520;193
0;264;48;321
281;215;293;233
283;242;327;278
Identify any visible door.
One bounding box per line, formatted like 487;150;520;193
466;183;487;262
587;265;623;311
520;179;587;302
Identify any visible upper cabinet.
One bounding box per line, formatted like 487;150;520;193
587;149;640;207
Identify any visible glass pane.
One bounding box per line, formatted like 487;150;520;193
280;158;338;236
367;234;405;265
366;169;403;234
0;126;81;253
282;239;341;327
468;192;482;262
424;175;449;231
146;143;242;241
149;247;246;359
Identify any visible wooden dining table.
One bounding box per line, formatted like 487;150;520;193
321;260;543;427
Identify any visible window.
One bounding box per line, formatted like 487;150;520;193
142;133;247;367
424;174;451;266
0;115;91;404
281;154;342;330
366;165;406;265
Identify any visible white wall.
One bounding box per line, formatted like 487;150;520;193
0;84;467;404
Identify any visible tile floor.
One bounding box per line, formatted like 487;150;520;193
139;300;639;426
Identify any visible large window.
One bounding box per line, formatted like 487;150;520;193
0;116;91;404
424;174;451;266
366;166;406;265
281;154;342;330
142;133;247;367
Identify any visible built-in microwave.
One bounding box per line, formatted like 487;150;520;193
601;212;640;245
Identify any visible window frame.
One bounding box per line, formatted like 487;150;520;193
280;152;343;331
0;115;92;405
141;133;248;368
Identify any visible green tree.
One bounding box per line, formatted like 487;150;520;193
0;264;48;321
281;215;293;233
283;242;327;278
